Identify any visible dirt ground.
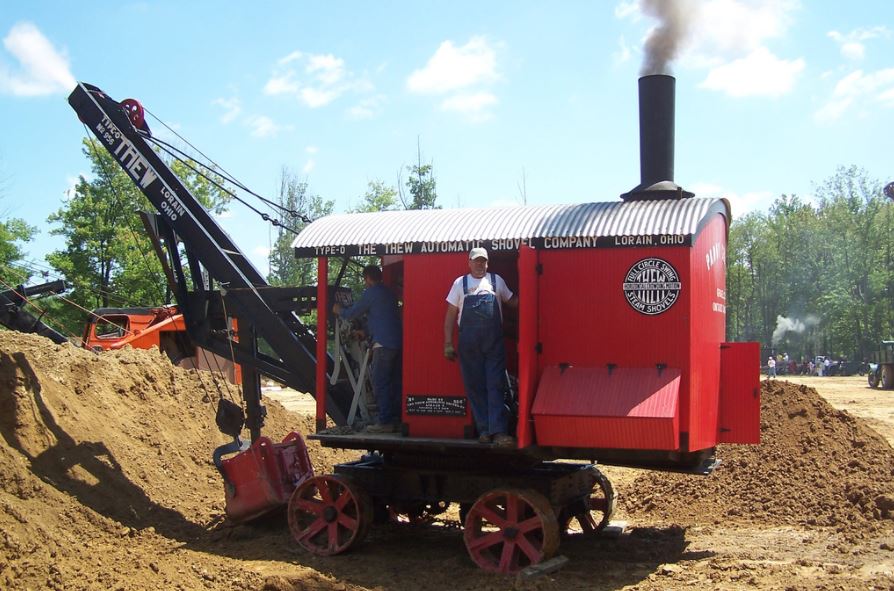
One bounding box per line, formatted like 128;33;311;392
2;332;894;591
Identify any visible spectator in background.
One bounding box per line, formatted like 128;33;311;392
824;357;832;376
767;356;777;378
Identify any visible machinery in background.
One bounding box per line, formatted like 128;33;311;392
0;279;240;384
868;340;894;389
82;304;241;384
0;279;69;344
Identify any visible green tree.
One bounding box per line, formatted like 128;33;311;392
399;141;439;210
726;165;892;362
267;168;334;287
812;166;887;360
351;179;399;213
46;138;231;330
0;217;36;285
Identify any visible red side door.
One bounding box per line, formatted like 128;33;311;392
718;341;760;444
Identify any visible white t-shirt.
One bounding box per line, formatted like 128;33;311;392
446;273;514;325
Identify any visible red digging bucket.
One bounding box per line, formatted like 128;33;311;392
219;432;314;523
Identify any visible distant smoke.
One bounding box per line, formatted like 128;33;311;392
639;0;695;75
772;315;819;345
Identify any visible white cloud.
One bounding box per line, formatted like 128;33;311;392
828;27;890;61
700;47;804;97
246;115;282;138
347;95;386;120
305;145;319;154
264;50;370;109
306;54;345;85
618;0;804;98
300;86;340;108
693;0;798;56
303;159;316;174
614;0;640;20
440;92;498;122
407;36;501;121
815;68;894;123
278;50;303;65
212;96;241;124
880;86;894;106
613;35;633;66
0;22;76;96
692;1;803;97
264;72;299;96
406;36;498;94
690;181;775;215
252;245;271;258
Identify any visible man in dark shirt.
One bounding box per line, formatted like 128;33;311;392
333;265;402;433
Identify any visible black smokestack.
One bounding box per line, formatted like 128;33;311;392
639;74;675;187
621;74;693;201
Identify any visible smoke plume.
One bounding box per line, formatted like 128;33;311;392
772;315;819;345
640;0;696;75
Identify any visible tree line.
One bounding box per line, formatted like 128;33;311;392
0;142;890;362
727;165;893;362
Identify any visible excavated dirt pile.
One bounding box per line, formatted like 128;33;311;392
624;380;894;532
3;330;894;591
0;331;354;591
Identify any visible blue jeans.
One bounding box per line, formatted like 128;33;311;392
458;293;507;436
370;347;402;425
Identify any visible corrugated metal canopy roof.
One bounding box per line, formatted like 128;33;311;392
292;198;729;254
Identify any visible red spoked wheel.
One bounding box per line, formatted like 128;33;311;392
120;98;145;128
463;489;559;574
559;469;616;535
287;475;372;556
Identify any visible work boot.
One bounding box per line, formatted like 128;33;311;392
493;434;515;448
363;423;396;434
478;433;492;444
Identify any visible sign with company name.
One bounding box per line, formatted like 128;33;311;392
294;234;693;258
623;258;682;315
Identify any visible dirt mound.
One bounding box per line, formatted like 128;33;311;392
0;331;354;591
5;331;894;590
624;380;894;532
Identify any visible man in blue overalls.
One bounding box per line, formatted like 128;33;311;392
443;248;518;447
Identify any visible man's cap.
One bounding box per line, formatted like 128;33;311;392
469;247;489;260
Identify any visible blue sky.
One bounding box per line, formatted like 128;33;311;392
1;1;892;280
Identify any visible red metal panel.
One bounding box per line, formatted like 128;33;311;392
536;247;690;449
687;215;728;450
536;247;691;372
315;257;328;432
532;366;680;449
535;416;678;450
402;253;472;438
516;245;538;448
718;341;761;444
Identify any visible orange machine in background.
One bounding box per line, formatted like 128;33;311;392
82;305;241;384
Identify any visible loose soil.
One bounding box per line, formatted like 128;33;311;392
2;331;893;590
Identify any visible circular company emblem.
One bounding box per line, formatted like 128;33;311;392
623;258;682;315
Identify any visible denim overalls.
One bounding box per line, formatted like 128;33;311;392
458;273;508;437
